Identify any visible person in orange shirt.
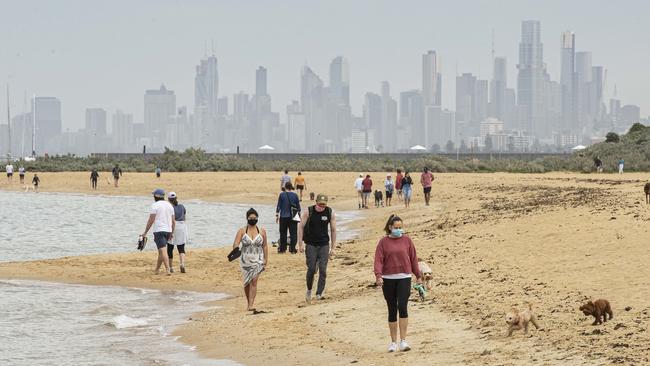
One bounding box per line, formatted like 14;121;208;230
294;172;307;201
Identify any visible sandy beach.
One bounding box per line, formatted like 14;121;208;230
1;171;649;365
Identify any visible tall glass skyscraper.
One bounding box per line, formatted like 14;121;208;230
422;50;439;106
329;56;350;106
560;31;576;133
517;20;546;137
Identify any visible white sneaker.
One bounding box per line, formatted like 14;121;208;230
316;294;324;301
305;290;312;303
399;340;411;352
387;342;398;353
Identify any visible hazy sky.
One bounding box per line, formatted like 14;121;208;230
1;0;648;131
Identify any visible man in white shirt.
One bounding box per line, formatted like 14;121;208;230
6;163;14;183
354;173;364;209
142;188;175;275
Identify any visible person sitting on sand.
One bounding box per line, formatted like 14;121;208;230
294;172;307;201
90;169;99;190
141;188;175;275
31;174;40;191
232;208;268;312
374;214;423;353
168;192;188;273
299;194;336;303
401;172;413;208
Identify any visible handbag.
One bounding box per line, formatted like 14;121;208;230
286;192;300;221
227;247;241;262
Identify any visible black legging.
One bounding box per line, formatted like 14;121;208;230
382;277;411;322
167;244;185;261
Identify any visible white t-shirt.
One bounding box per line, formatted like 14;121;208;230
354;177;364;191
150;200;175;233
6;164;14;174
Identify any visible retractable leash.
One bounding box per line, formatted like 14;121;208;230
413;283;427;301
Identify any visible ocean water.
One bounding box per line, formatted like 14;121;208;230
0;190;358;365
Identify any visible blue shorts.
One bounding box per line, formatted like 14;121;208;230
153;232;171;249
403;186;412;199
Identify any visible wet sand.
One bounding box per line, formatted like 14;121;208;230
1;171;649;365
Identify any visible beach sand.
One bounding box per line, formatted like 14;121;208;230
1;171;649;365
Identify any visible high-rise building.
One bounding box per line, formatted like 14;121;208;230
560;31;577;133
576;51;593;132
233;92;250;123
399;90;424;146
33;97;62;154
422;50;439;106
301;66;325;151
194;55;219;118
517;20;546;137
456;73;477;124
256;66;267;96
329;56;350;106
85;108;107;136
144;85;175;148
490;57;508;122
111;110;134;152
380;81;398;152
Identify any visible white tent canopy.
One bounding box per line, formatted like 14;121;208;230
410;145;427;151
571;145;587;151
258;145;275;150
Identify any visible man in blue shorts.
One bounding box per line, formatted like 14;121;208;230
141;188;175;275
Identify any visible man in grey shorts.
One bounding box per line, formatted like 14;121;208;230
298;194;337;303
141;188;175;275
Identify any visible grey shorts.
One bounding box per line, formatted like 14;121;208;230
153;232;171;249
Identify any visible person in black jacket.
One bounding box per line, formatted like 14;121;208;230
276;182;301;254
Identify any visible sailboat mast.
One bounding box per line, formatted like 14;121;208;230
32;93;36;157
6;84;11;159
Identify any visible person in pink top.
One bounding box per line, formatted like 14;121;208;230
374;214;423;353
420;167;434;206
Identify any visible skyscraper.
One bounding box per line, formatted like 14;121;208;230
111;110;134;152
517;20;546;137
85;108;107;136
576;51;593;132
301;66;325;150
194;55;219;118
144;85;176;148
380;81;397;152
560;31;577;133
456;73;477;123
329;56;350;106
490;57;508;121
256;66;267;96
422;50;439;106
33;97;62;154
399;90;425;146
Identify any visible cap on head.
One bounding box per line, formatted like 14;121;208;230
387;173;391;177
152;188;165;198
168;191;177;199
316;194;328;204
359;173;363;177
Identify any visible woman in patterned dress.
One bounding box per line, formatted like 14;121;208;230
232;208;269;311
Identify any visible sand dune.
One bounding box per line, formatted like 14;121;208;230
1;171;649;365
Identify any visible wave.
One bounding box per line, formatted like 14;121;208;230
109;315;149;329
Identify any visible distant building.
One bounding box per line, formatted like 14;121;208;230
490;57;508;122
422;50;440;106
111;110;134;152
517;20;546;137
480;118;504;139
85;108;107;137
33;97;62;154
329;56;350;106
256;66;268;96
560;31;577;133
144;85;176;149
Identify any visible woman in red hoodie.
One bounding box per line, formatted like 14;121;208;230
374;214;423;353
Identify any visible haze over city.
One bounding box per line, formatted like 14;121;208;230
1;0;649;155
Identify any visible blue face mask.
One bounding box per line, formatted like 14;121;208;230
391;228;403;237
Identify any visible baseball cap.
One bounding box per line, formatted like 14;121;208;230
168;191;177;199
316;193;328;204
152;188;165;197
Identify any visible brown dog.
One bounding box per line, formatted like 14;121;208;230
580;299;613;325
644;183;650;204
418;261;433;290
505;304;540;336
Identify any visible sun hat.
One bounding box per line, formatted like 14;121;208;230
152;188;165;197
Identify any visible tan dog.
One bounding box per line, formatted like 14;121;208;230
505;304;540;336
418;261;433;290
579;299;613;325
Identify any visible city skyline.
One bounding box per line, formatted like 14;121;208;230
1;0;648;133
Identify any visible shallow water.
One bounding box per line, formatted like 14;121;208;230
0;279;239;366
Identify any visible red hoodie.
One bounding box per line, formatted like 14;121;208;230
374;235;421;280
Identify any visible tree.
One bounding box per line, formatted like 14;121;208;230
445;140;455;153
605;132;620;143
628;122;646;134
484;135;493;152
430;144;441;153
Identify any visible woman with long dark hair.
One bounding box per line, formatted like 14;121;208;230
233;208;269;311
374;214;423;352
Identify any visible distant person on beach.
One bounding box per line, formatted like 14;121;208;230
420;167;434;206
280;170;292;191
6;163;14;183
31;174;40;191
401;172;413;208
276;182;301;254
354;173;364;209
384;174;394;207
232;208;268;311
395;169;404;201
299;194;336;303
362;174;373;209
168;192;188;273
112;165;123;187
618;158;625;174
18;166;25;184
294;172;307;201
90;169;99;190
594;157;603;173
374;214;423;353
141;188;175;275
155;166;161;178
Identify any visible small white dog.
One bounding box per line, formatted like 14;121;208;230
505;304;540;336
418;261;433;290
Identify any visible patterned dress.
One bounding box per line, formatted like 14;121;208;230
240;231;265;286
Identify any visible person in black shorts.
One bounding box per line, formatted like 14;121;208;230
112;165;123;187
90;169;99;190
31;174;40;191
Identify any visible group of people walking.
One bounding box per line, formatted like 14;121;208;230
5;163;40;190
354;168;434;209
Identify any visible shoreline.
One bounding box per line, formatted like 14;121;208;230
2;171;650;365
